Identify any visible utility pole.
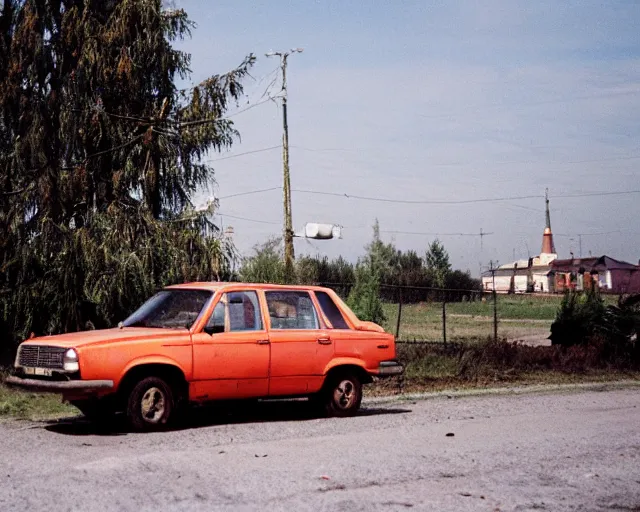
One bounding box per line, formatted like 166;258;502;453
266;48;303;281
579;234;583;258
490;260;498;342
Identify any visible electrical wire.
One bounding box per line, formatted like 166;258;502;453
216;212;280;225
292;189;543;205
551;190;640;199
211;184;640;206
379;230;493;237
206;145;281;163
218;187;281;200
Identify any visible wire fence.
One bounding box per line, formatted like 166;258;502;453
317;282;555;347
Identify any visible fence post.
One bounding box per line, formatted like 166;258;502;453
395;287;403;340
491;260;498;342
442;299;447;346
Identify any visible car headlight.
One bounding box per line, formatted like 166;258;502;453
63;348;79;372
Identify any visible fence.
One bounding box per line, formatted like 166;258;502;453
319;282;556;346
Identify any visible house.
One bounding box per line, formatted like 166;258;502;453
481;190;640;295
551;256;640;294
482;192;558;293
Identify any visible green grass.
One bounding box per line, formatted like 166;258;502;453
0;370;75;420
369;339;640;396
0;385;75;420
382;294;619;342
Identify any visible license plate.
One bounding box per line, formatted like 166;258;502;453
24;367;54;377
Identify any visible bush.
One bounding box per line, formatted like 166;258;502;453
239;238;286;284
549;290;605;347
598;294;640;365
346;264;386;325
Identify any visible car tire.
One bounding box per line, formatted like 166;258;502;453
320;372;363;418
126;376;174;432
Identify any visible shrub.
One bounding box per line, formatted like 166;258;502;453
549;290;605;347
346;264;386;325
598;294;640;365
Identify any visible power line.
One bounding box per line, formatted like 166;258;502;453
554;229;640;237
169;97;274;128
218;187;281;200
216;212;280;225
551;190;640;199
379;229;494;237
206;145;281;163
211;185;640;206
292;188;543;205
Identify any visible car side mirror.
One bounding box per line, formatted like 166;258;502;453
204;324;225;336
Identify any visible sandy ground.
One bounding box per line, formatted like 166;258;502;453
1;386;639;511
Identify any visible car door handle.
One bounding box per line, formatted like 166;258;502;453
256;339;270;345
317;338;332;345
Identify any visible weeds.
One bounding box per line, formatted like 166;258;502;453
0;368;75;420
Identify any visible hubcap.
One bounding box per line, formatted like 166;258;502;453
140;387;166;424
333;379;356;410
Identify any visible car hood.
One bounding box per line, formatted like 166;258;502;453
20;327;189;349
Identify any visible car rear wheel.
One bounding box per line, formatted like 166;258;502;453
126;376;174;431
320;372;363;417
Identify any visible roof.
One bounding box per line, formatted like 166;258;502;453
551;255;639;273
166;282;334;292
481;266;551;278
498;259;530;270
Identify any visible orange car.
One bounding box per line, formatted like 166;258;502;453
7;283;403;430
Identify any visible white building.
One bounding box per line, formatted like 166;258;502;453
482;193;558;294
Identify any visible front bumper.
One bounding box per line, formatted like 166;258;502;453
4;375;114;394
376;360;404;377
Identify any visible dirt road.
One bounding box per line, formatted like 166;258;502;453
1;387;639;511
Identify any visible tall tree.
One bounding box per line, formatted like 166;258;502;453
425;239;451;288
0;0;253;358
347;221;387;325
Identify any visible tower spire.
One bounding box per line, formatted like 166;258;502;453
545;188;551;230
541;188;556;254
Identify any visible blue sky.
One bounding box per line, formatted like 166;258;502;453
173;0;640;274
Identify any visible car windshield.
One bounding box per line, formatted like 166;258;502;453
122;289;213;329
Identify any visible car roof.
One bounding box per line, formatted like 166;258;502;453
165;282;334;293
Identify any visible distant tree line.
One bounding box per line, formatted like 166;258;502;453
239;221;481;323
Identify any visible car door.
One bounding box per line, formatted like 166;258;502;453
265;290;334;396
313;289;395;368
191;290;270;400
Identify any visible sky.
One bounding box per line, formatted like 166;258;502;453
173;0;640;275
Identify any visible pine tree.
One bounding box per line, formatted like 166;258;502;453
426;239;451;288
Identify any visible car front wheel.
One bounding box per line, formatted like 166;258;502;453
320;372;363;417
126;376;174;431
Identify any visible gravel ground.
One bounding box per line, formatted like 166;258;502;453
0;386;639;511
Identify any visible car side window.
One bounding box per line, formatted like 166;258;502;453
207;301;225;334
265;291;319;330
315;291;350;329
205;291;263;333
227;291;263;331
